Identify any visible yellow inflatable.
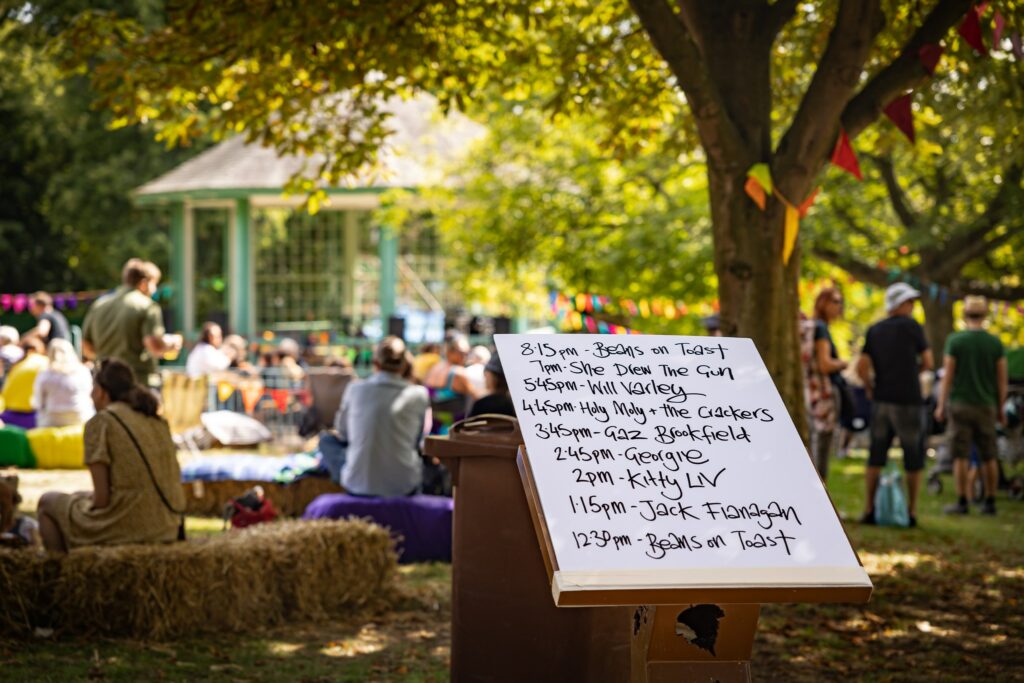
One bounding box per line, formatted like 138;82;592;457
26;424;86;469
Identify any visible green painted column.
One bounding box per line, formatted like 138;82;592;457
378;223;398;333
231;198;254;336
169;201;188;334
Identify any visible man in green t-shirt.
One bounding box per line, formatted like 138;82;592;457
934;296;1008;516
82;259;182;387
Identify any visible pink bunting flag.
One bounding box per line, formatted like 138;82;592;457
993;12;1005;46
0;294;10;311
12;294;27;313
918;44;944;74
831;129;863;180
959;7;987;55
883;94;915;143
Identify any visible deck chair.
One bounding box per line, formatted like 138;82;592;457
301;368;356;436
161;372;209;454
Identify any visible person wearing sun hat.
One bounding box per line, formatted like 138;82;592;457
856;282;934;527
934;295;1007;516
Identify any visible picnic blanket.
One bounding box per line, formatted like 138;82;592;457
181;453;325;484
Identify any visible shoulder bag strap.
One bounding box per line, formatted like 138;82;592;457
106;410;184;516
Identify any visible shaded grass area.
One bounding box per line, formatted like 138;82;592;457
0;563;451;683
2;450;1022;681
754;451;1024;682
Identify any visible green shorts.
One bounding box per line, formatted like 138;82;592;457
949;403;998;462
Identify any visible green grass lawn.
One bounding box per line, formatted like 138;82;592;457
1;449;1021;682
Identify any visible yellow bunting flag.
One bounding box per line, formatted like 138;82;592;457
638;299;651;318
783;202;800;265
216;381;235;403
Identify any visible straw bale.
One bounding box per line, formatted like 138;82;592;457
183;477;344;517
0;519;397;640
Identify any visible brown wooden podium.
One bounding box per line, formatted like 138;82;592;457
516;446;873;683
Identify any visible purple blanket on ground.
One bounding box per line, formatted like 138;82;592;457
0;410;36;430
303;493;453;564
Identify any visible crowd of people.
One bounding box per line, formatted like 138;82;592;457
803;282;1008;524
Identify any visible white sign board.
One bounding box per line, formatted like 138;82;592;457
494;334;871;601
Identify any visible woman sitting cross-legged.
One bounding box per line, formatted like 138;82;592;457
37;359;184;552
33;339;95;428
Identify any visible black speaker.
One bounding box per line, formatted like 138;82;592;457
387;315;406;340
493;316;512;334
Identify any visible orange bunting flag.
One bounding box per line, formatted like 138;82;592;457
216;381;236;403
239;382;264;414
831;128;863;180
783;203;800;265
269;389;290;414
883;94;915;143
798;188;820;218
744;176;767;210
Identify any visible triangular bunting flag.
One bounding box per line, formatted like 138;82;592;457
1013;33;1024;60
12;294;27;314
269;388;290;414
831;129;863;180
217;381;236;403
240;381;265;414
0;294;10;311
798;188;820;219
918;44;944;74
744;176;767;211
782;202;800;265
993;12;1005;46
883;94;915;143
746;163;774;195
959;7;987;55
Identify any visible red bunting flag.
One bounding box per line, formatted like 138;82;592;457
959;7;987;55
831;129;863;180
883;94;915;143
798;188;820;218
269;388;290;414
993;12;1005;46
918;44;944;74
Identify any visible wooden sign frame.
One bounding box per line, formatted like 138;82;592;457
517;446;872;607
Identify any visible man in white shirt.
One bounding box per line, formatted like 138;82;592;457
335;336;429;497
185;323;231;378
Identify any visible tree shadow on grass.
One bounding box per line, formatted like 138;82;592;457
753;550;1024;682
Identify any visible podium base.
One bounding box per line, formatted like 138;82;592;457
630;603;760;683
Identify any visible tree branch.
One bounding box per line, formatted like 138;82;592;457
811;246;889;287
955;280;1024;301
628;0;751;167
765;0;801;38
842;0;974;138
773;0;884;199
867;154;919;228
832;203;882;244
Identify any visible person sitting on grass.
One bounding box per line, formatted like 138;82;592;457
37;359;184;552
33;338;95;428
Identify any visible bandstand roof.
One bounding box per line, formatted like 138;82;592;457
135;95;485;204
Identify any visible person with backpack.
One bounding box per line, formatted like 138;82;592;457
934;296;1008;516
856;283;934;527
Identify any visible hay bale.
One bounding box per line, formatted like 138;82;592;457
183;477;344;517
0;519;397;640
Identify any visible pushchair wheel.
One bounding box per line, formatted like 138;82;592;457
927;471;942;495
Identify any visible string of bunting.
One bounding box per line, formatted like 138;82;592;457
550;291;724;334
215;379;312;414
744;2;1014;265
0;290;107;313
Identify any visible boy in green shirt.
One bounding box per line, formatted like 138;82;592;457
934;296;1008;515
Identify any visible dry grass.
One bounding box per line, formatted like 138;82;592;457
0;519;397;640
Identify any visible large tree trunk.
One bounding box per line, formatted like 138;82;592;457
698;7;809;440
920;295;954;363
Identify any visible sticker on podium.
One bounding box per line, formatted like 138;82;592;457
494;334;872;606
